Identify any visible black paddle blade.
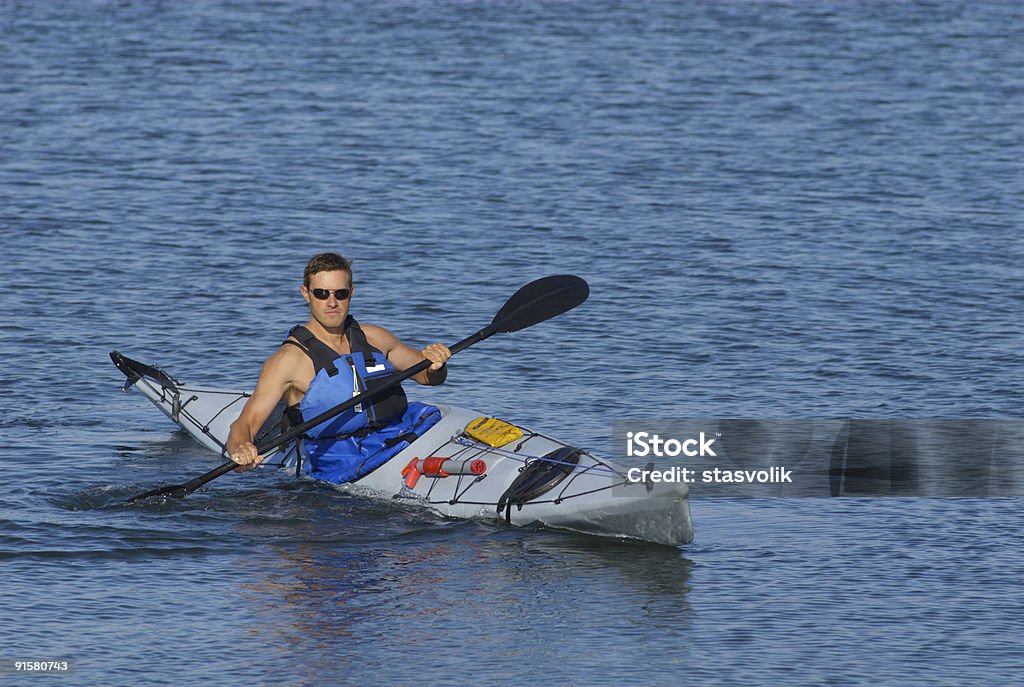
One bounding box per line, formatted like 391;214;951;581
127;460;238;503
126;484;188;503
490;275;589;333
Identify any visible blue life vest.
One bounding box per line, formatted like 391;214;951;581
284;318;441;484
301;402;441;484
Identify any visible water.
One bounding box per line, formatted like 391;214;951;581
1;1;1022;684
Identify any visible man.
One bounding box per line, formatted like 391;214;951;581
227;252;451;483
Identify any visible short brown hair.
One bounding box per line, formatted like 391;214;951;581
304;253;352;287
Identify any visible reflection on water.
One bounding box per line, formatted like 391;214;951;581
236;528;693;669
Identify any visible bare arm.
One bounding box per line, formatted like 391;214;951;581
226;346;305;467
363;324;451;385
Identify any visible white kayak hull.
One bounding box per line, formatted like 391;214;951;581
112;351;693;546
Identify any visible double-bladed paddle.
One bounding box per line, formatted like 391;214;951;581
127;274;589;503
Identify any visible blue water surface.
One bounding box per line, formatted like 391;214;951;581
1;1;1021;685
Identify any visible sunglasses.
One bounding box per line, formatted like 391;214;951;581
310;287;352;301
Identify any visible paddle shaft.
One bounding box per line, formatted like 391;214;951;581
160;324;498;497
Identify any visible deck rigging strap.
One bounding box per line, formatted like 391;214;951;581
451;436;626;477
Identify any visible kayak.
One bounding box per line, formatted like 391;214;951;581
111;351;693;546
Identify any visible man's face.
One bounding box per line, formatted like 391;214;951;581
301;269;353;330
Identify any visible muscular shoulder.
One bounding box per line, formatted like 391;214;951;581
263;340;313;382
359;323;401;354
